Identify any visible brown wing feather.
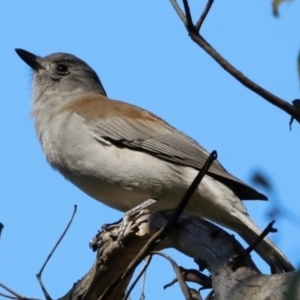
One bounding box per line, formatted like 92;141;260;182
59;93;267;200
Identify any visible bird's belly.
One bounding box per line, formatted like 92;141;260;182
53;138;187;212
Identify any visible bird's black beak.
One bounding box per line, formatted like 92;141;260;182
15;49;42;71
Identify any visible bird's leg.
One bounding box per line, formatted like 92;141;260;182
116;198;157;244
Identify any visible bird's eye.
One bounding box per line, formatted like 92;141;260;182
56;64;69;75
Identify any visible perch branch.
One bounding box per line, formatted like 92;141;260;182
58;212;299;300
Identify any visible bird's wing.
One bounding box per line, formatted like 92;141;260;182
60;93;267;200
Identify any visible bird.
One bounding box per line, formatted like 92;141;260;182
15;48;294;273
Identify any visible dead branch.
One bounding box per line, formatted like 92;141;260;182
37;205;77;300
170;0;300;126
56;212;299;300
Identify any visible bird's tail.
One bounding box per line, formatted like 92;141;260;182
234;211;295;273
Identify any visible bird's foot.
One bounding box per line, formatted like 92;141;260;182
89;199;157;251
116;198;157;245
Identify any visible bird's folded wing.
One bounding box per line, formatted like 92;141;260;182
64;93;267;201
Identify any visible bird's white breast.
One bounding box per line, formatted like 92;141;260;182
37;112;187;211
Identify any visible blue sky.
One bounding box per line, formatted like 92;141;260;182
1;1;300;299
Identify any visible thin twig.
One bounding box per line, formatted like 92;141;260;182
170;0;300;124
170;0;186;23
0;292;18;299
36;205;77;300
0;283;24;299
0;282;37;300
244;220;277;257
124;255;152;300
290;99;300;130
195;0;214;32
164;267;211;290
0;223;4;242
191;34;296;119
230;220;277;271
151;251;192;300
140;260;148;300
182;0;193;28
99;151;217;300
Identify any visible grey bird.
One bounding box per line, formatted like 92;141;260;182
15;48;294;273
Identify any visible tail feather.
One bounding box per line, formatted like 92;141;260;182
234;212;295;273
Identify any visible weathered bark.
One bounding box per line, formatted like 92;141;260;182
59;212;299;300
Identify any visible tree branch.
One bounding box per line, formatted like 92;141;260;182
54;212;298;300
170;0;300;125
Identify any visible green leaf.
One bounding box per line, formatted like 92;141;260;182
272;0;292;17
